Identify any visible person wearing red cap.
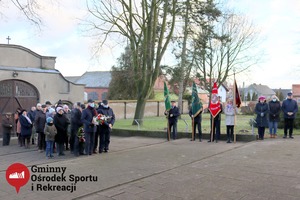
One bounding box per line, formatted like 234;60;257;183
255;96;269;140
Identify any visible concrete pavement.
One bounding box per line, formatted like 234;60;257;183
1;136;300;200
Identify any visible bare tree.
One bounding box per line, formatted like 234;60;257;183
194;12;261;95
171;0;221;112
84;0;177;125
0;0;42;27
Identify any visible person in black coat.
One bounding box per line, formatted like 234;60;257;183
53;107;69;156
281;92;298;138
2;112;13;146
19;109;33;148
35;104;47;152
28;106;36;145
255;96;269;140
97;100;115;153
268;95;281;138
81;99;97;155
189;107;203;141
165;101;180;140
70;102;83;156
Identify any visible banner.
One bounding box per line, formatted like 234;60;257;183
209;82;221;118
164;82;171;111
191;82;203;117
234;80;242;108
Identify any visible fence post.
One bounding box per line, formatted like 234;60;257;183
124;102;127;119
157;101;159;117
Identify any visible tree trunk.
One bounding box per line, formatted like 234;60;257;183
132;97;147;125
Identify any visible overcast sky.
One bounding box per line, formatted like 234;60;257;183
0;0;299;89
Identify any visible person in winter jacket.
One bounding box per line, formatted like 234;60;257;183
53;107;69;156
224;98;238;143
19;109;33;148
268;95;281;138
97;100;115;153
44;117;57;158
81;99;97;155
164;101;180;140
35;103;47;152
2;112;13;146
255;96;269;140
281;92;298;139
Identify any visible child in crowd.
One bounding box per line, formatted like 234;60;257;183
44;117;57;158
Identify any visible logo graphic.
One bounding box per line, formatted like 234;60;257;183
9;171;25;179
6;163;30;193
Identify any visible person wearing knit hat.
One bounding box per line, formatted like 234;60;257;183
44;117;57;158
56;107;63;113
53;106;69;156
255;95;269;140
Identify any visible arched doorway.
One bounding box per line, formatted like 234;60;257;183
0;79;39;137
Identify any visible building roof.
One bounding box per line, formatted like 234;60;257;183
273;88;291;98
0;66;59;74
66;71;112;88
248;83;275;96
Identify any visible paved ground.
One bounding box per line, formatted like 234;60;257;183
1;136;300;200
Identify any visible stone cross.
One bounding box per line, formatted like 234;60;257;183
6;36;11;44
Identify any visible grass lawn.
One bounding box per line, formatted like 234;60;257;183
113;113;300;136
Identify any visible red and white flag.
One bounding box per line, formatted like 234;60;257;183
209;82;221;118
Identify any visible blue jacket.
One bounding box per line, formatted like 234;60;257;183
167;106;180;123
97;106;115;128
19;115;33;137
282;98;298;119
81;106;96;133
255;102;269;127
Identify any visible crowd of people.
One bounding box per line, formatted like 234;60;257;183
2;92;298;152
2;99;115;159
165;92;298;142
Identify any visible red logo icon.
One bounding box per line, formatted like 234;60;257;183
6;163;30;193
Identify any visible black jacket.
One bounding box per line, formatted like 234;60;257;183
268;101;281;122
71;108;82;128
97;106;115;128
54;113;69;143
167;106;180;123
34;110;46;133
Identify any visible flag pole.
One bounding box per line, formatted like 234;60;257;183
167;117;171;141
233;72;237;143
211;116;215;142
192;117;195;141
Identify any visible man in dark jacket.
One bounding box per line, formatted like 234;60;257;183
70;102;83;156
97;100;115;153
35;104;47;152
81;99;97;155
189;107;203;141
2;112;13;146
165;101;180;140
28;106;36;145
282;92;298;139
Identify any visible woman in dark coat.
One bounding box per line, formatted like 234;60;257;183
255;96;269;140
53;107;69;156
19;109;33;148
268;95;281;138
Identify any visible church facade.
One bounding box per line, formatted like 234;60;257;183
0;44;84;134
